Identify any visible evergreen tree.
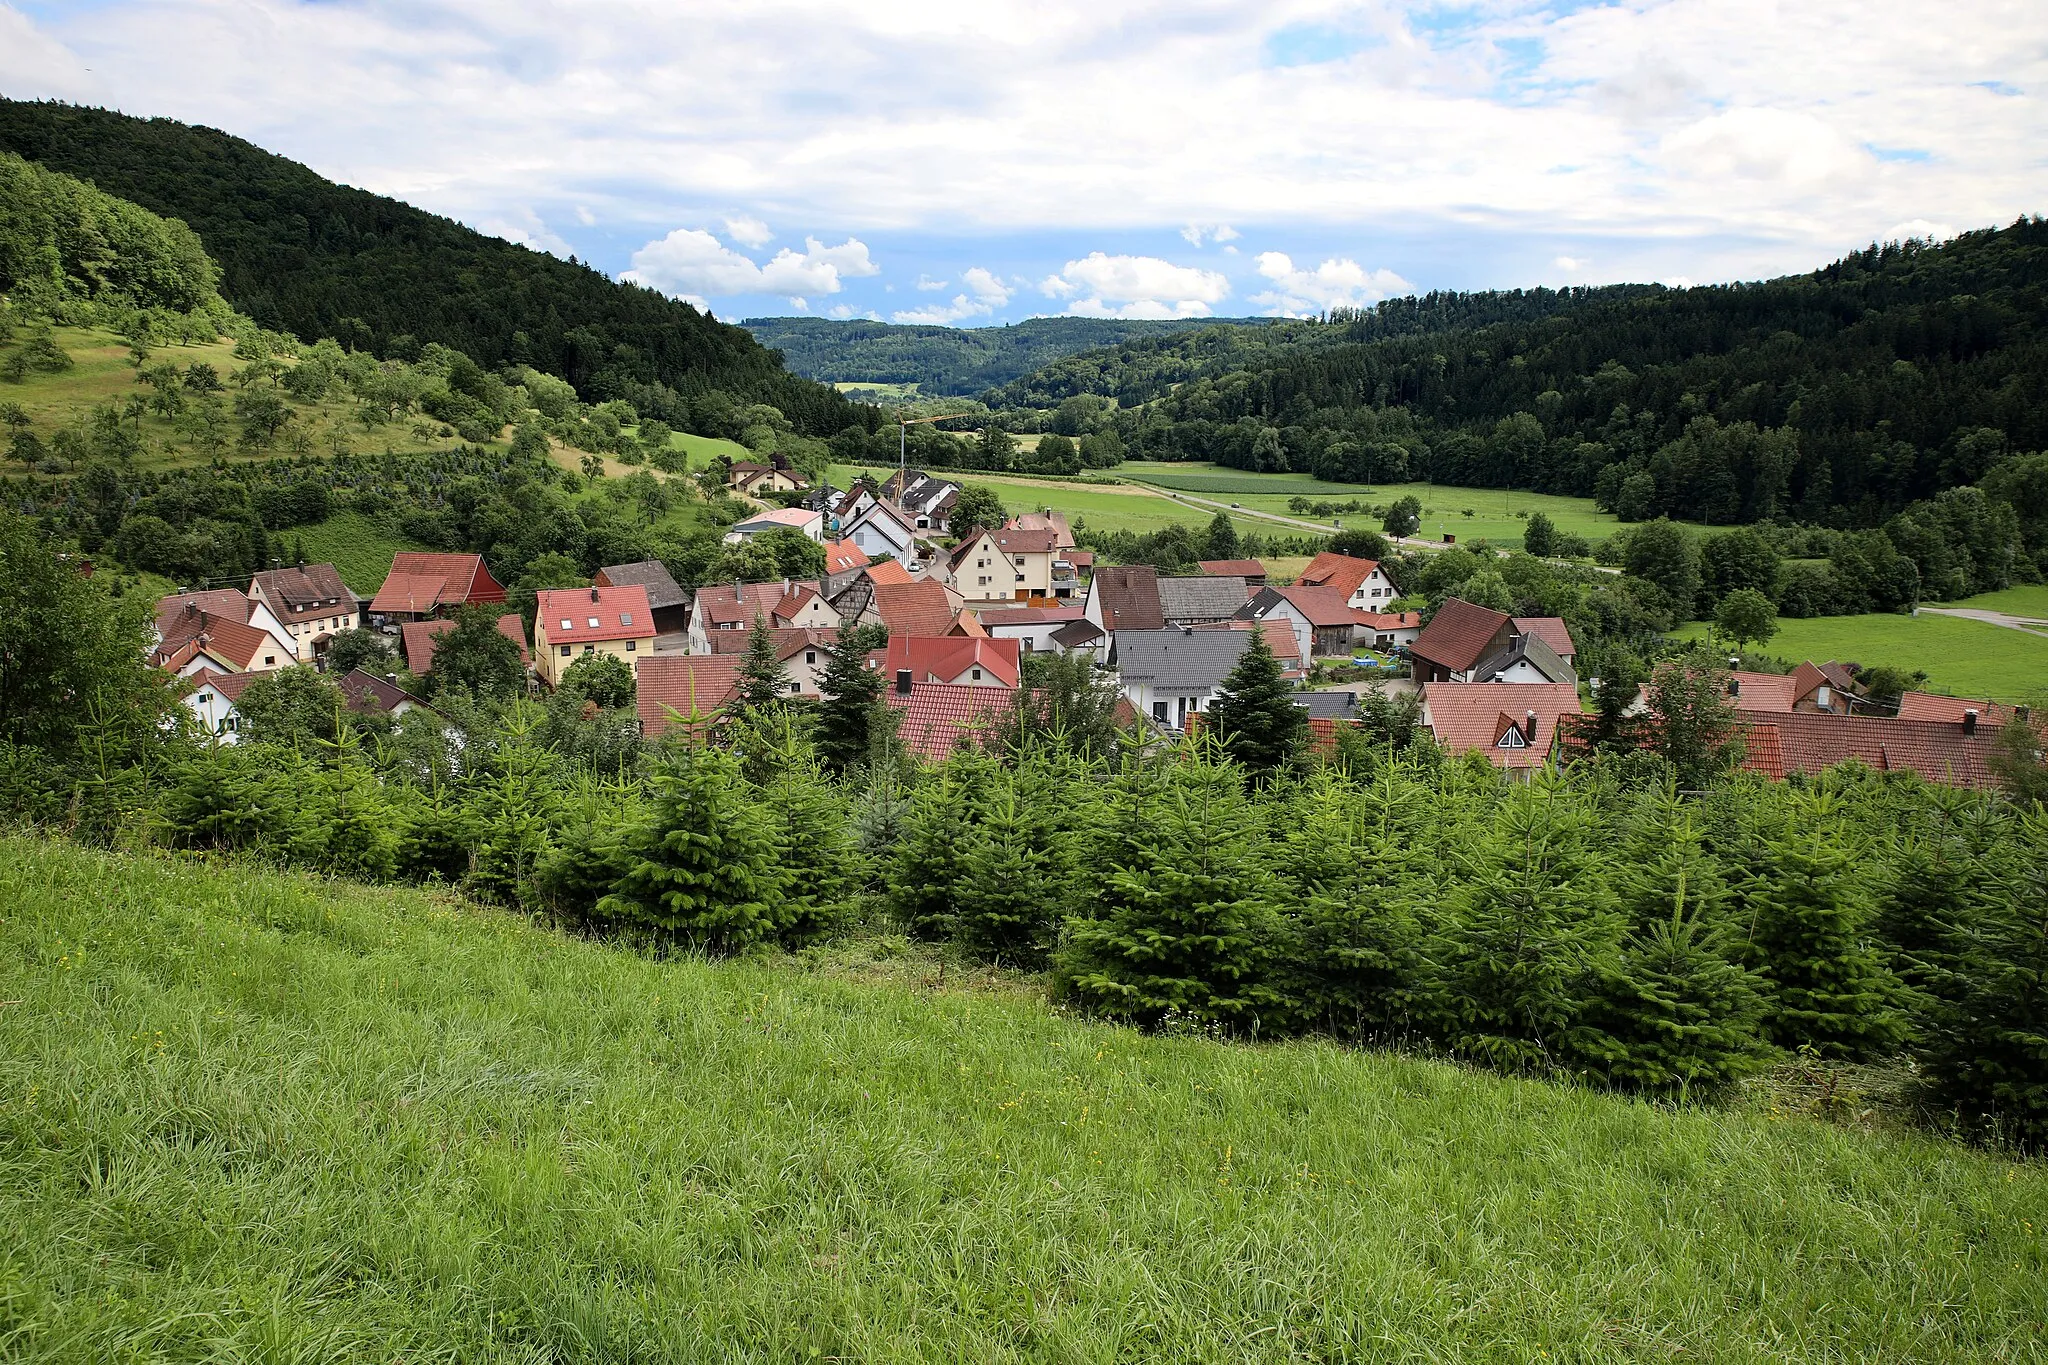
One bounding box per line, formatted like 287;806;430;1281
733;614;790;713
157;747;287;852
1058;760;1289;1032
1522;511;1556;557
1204;510;1240;560
1576;915;1771;1092
757;745;859;948
886;758;987;938
535;804;639;928
816;622;888;773
953;778;1064;966
1738;825;1908;1059
598;742;783;953
1207;630;1305;778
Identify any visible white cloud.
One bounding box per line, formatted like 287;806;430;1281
1040;252;1229;317
915;274;949;290
891;265;1011;323
1180;223;1241;247
623;230;878;299
1248;252;1411;316
724;215;774;247
1213;225;1240;243
1887;218;1957;242
476;207;573;258
1660;109;1870;187
1553;255;1584;273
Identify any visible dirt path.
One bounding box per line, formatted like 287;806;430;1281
1919;607;2048;640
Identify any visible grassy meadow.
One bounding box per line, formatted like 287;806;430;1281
1933;584;2048;623
289;510;434;595
4;835;2046;1361
833;463;1220;536
1676;609;2048;702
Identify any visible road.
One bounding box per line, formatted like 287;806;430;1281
1919;607;2048;640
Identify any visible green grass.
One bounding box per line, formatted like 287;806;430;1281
4;835;2046;1360
669;430;753;467
1676;611;2048;702
1934;585;2048;622
833;464;1220;536
833;381;920;398
290;510;434;595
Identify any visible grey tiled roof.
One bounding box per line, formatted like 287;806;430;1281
1112;628;1256;691
598;560;689;610
1472;632;1578;684
1291;689;1360;719
1158;575;1250;622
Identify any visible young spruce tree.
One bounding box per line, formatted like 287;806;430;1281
1208;629;1305;780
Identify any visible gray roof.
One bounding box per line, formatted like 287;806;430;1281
1291;689;1360;719
1158;575;1250;622
1112;627;1255;691
599;560;689;611
1051;619;1104;647
1472;631;1578;685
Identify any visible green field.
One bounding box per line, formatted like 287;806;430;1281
668;430;753;467
3;835;2045;1360
290;510;433;595
1677;610;2048;703
833;381;921;398
1934;585;2048;622
833;464;1219;536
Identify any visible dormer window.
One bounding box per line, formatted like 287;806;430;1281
587;616;600;629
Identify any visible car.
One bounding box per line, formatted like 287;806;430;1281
1229;502;1242;508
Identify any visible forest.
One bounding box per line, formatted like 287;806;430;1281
0;99;870;437
742;314;1272;394
986;223;2048;533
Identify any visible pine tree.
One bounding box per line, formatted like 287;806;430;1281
886;758;987;938
1576;915;1771;1092
1207;629;1305;779
598;742;783;953
758;751;859;947
1738;826;1908;1059
954;778;1064;966
1058;760;1289;1032
157;747;286;852
816;623;887;773
732;614;789;714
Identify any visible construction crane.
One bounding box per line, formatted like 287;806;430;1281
895;411;976;485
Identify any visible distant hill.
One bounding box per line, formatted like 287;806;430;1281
741;314;1277;395
0;99;863;435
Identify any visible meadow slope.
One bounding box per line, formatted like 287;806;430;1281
2;836;2044;1362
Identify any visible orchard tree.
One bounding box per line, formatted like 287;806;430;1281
1205;510;1240;560
561;652;635;709
1713;587;1779;654
426;607;526;700
1382;495;1422;538
324;627;398;678
1522;511;1557;557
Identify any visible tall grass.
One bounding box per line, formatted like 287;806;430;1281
2;834;2044;1361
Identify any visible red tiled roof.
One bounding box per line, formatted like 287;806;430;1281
250;564;356;621
1091;564;1165;631
694;580;827;628
538;585;656;645
1199;559;1267;578
153;611;278;671
824;539;870;575
401;614;529;675
1297;552;1379;599
1512;616;1576;658
993;527;1059;556
156;590;252;637
635;656;747;738
1421;682;1583;770
871;581;958;636
1412;598;1513;674
1267;584;1356;628
337;668;427;714
706;626;841;660
879;681;1013;761
1354;610;1422;630
1193;619;1304;674
869;635;1021;689
1896;692;2015;725
863;559;914;587
185;666;263;704
369;572;450;616
386;552;505;607
1743;710;2014;788
1065;550;1096;570
1726;670;1799;711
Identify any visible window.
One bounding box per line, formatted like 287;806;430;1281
1498;728;1527;749
625;640;637;652
560;645;572;657
1014;557;1025;567
560;619;572;631
583;644;596;654
1153;700;1169;722
587;616;600;629
971;668;983;681
198;693;212;704
620;613;633;625
805;651;816;664
1015;573;1025;583
263;656;275;666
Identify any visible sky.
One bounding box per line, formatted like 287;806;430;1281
2;0;2043;326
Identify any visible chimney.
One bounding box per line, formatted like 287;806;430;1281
895;668;913;695
1525;708;1539;743
2018;705;2032;723
1728;656;1740;670
1728;677;1740;697
1964;708;1979;736
589;586;600;602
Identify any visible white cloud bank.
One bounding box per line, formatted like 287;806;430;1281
623;230;877;301
893;267;1012;324
1249;252;1411;315
1041;253;1230;318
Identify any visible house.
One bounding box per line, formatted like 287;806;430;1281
1199;558;1268;586
1723;660;1860;714
1048;619;1107;655
1408;598;1515;683
1197;619;1305;680
975;605;1087;653
823;539;869;578
869;580;975;638
247;564;360;661
879;676;1012;761
1110;625;1281;732
155;591;296;670
1238;584;1356;659
842;497;920;567
882;469;963;533
336;668;437;721
400;615;530;677
1083;564;1166;640
1896;692;2019;725
1420;682;1584;772
687;579;836;653
706;626;842;699
1296;551;1401;608
1009;510;1075;550
950;526;1060;602
533;585;656;688
369;553;506;623
151;606;291;676
728;462;806;496
1512;617;1577;668
1469;631;1577;685
1159;576;1251;626
869;636;1021;689
596;561;692;635
724;506;825;545
636;656;748;739
1738;708;2021;789
179;668;264;742
1353;610;1423;652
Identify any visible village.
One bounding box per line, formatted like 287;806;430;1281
142;460;2030;788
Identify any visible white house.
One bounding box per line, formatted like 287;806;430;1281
842;498;919;567
180;668;261;742
975;605;1087;653
724;506;825;545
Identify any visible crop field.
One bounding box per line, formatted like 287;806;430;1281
1676;610;2048;703
290;510;433;595
4;835;2046;1361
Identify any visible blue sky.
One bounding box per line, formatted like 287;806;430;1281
2;0;2041;325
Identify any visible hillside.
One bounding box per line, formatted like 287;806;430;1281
4;834;2044;1360
0;99;865;435
742;314;1276;395
993;223;2048;526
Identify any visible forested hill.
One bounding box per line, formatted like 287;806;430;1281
998;223;2048;525
0;99;865;435
742;314;1275;395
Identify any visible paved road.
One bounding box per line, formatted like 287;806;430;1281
1920;607;2048;640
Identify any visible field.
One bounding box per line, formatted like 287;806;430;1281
833;463;1220;536
290;510;434;595
1676;610;2048;702
3;835;2045;1360
833;381;920;398
1933;584;2048;623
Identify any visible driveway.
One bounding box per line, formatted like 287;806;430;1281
1919;606;2048;640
